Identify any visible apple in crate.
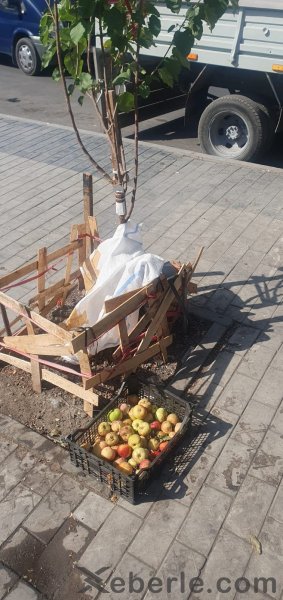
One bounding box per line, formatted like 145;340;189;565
161;421;173;434
111;420;122;433
128;434;141;449
137;421;151;437
105;432;120;447
143;412;154;423
117;461;134;476
98;422;111;436
148;438;160;451
119;425;134;442
108;408;123;422
128;457;138;469
132;419;143;432
167;413;179;426
175;422;182;433
122;418;132;427
150;420;161;431
138;398;152;410
132;447;149;464
117;444;132;459
127;394;140;405
119;403;130;415
131;405;147;420
159;441;169;452
155;408;168;423
139;459;151;470
101;446;116;461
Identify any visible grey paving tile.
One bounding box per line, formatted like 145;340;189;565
213;372;258;415
238;345;277;381
24;474;87;543
0;563;18;600
231;399;276;449
4;581;40;600
21;463;62;497
144;541;205;600
0;447;37;501
206;437;256;495
245;547;281;599
251;367;283;409
225;475;276;540
107;552;155;600
190;529;252;600
0;528;45;579
73;491;114;531
270;401;283;436
0;484;41;546
78;506;142;575
177;485;231;555
201;406;239;457
269;479;283;523
0;441;18;464
129;499;188;570
250;430;283;487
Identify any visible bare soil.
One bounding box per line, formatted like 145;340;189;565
0;315;209;439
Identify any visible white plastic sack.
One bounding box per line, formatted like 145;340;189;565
66;222;164;355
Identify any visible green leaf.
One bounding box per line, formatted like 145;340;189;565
167;24;175;33
148;14;161;37
117;91;135;112
112;68;131;85
64;50;83;78
70;22;85;45
158;66;174;88
52;67;61;81
138;81;151;99
41;44;56;68
78;95;84;105
173;29;194;56
67;83;75;95
78;72;93;93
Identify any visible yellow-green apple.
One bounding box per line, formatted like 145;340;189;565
128;457;138;469
108;408;123;422
132;419;143;432
122;418;132;427
137;421;151;437
117;461;133;475
119;425;134;442
175;422;182;433
155;407;168;423
148;438;160;451
168;431;175;439
128;407;136;421
111;420;122;433
128;434;141;449
132;405;147;420
138;398;152;410
167;413;179;426
117;444;132;459
101;446;116;461
132;447;149;464
98;422;111;436
139;459;151;469
105;432;119;447
161;421;173;434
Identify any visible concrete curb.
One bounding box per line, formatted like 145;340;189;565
1;112;283;176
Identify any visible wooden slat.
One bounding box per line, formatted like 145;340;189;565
29;270;80;304
104;288;143;313
0;305;12;336
0;239;83;289
0;291;74;343
63;225;77;303
84;335;173;389
72;278;159;353
77;349;96;416
0;352;99;405
25;306;42;393
37;247;47;312
136;267;185;355
118;319;129;351
3;333;73;357
83;173;93;256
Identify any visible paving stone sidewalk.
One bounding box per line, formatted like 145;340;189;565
0;114;282;600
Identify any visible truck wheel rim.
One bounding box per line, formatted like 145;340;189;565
208;111;249;157
18;45;33;72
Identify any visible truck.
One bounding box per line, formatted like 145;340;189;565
141;0;283;161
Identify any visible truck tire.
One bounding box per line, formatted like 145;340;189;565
198;94;270;161
15;38;41;76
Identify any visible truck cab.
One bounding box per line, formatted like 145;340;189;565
0;0;46;75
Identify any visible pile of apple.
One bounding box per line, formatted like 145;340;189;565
85;394;182;477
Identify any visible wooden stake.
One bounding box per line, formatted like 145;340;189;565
83;173;93;255
37;247;47;312
77;349;96;417
0;305;11;336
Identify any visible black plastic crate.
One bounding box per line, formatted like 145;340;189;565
66;376;193;504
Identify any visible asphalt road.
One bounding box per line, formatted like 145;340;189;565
1;54;283;169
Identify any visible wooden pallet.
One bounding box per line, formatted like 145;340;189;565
0;175;202;416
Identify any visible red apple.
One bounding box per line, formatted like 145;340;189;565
150;420;161;431
159;441;169;452
119;402;130;414
117;444;132;459
139;459;151;469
